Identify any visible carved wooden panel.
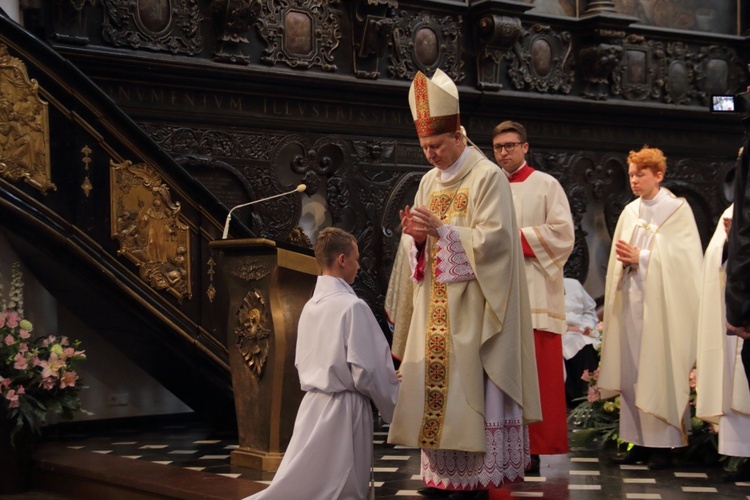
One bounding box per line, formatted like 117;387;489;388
102;0;203;55
508;24;574;94
257;0;343;71
388;10;464;83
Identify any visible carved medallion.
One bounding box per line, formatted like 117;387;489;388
110;159;192;301
508;25;573;94
235;289;271;379
388;10;464;83
257;0;342;71
0;44;56;195
612;36;656;101
102;0;203;55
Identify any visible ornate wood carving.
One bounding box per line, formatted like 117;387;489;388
388;10;464;83
351;0;397;79
476;15;523;91
612;35;656;101
509;24;574;94
579;40;624;100
110;159;192;302
142;124;283;161
659;42;697;105
228;259;272;281
257;0;343;71
696;45;745;106
235;289;271;379
212;0;262;65
102;0;203;55
0;44;56;195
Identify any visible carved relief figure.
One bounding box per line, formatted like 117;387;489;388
110;160;191;301
0;44;55;194
139;197;175;263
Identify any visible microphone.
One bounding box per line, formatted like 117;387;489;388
221;184;306;239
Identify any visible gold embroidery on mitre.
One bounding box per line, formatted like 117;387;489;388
419;244;450;447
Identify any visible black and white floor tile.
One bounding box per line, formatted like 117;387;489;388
42;420;750;499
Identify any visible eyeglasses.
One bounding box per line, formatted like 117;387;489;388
493;142;524;153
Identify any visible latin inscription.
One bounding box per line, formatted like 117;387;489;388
102;83;414;128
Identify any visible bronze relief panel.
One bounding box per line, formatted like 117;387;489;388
110;159;192;302
0;44;56;195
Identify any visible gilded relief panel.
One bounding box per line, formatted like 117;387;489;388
110;159;192;302
0;44;56;195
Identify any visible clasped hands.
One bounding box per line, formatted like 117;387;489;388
615;240;640;266
400;205;443;245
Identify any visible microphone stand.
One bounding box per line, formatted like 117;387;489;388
221;184;306;240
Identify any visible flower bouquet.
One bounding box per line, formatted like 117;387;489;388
0;263;88;443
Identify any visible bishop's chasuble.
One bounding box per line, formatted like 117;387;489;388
507;164;574;455
386;146;541;491
696;205;750;458
599;188;703;447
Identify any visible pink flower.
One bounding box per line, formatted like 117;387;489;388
593;368;600;381
581;369;591;382
13;352;28;370
60;371;78;389
18;342;28;353
17;385;25;394
42;377;56;390
4;334;14;346
6;311;19;328
587;386;600;403
61;336;69;346
689;369;697;389
19;329;30;339
5;389;20;408
39;352;66;379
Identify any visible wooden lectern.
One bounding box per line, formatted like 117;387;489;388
209;238;319;471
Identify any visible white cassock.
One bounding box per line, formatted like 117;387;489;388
599;188;703;448
696;204;750;457
246;275;400;500
562;277;601;361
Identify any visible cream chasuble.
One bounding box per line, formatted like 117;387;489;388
695;204;750;457
599;188;703;447
509;168;574;334
386;147;540;488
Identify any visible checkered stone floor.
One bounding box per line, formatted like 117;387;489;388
42;419;750;499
